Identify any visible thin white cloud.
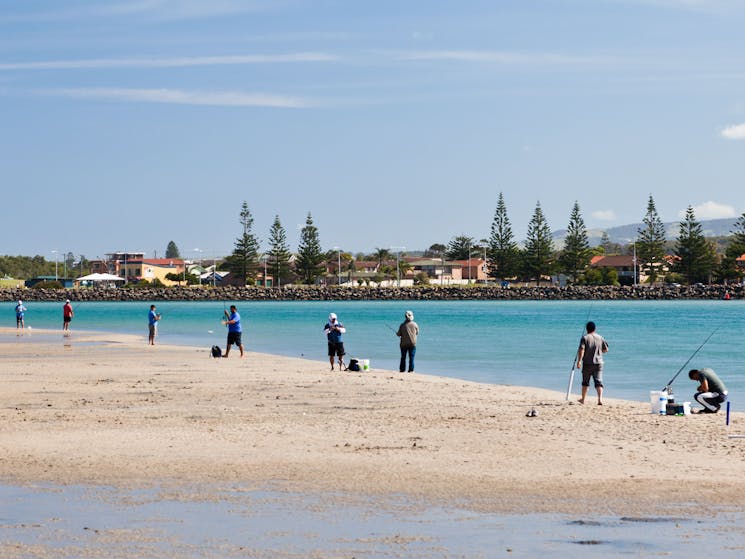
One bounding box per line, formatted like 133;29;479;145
681;201;737;219
604;0;744;13
0;0;285;23
45;87;311;108
592;210;617;221
400;50;618;66
721;123;745;140
0;53;337;71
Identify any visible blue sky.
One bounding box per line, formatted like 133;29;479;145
2;0;745;261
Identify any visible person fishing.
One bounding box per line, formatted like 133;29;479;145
689;368;728;413
222;305;244;358
62;299;74;332
15;300;26;329
396;310;419;373
324;313;346;371
576;321;609;405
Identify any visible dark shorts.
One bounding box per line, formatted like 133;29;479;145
581;364;604;388
227;331;242;346
328;341;345;357
148;324;156;336
64;316;72;323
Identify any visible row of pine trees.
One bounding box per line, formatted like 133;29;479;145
218;195;745;286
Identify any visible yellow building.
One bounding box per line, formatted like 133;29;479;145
119;258;185;286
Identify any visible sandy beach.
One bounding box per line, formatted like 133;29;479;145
1;327;744;518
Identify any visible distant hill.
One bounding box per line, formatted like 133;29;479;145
553;217;738;247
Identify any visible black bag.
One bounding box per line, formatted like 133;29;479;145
211;345;222;358
348;358;360;372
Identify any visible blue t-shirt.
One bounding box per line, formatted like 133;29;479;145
228;311;242;333
325;321;344;343
148;309;159;326
15;304;26;318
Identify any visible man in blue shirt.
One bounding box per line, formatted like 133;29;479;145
222;305;244;358
148;304;161;345
324;312;347;371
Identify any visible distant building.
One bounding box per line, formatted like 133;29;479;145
119;258;185;285
590;255;638;284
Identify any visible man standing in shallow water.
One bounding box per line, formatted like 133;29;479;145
576;321;609;405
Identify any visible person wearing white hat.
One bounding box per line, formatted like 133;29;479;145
15;300;27;329
62;299;74;332
396;310;419;372
324;312;347;371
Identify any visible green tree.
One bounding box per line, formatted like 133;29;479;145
488;192;520;281
165;241;181;259
673;206;716;284
446;235;474;260
636;195;667;283
558;201;591;282
523;201;555;285
373;248;392;267
267;215;292;287
424;243;446;258
295;212;325;284
224;201;260;285
719;213;745;281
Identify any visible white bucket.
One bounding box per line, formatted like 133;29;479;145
650;390;668;414
362;359;370;371
682;402;691;415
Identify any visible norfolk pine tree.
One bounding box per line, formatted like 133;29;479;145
295;212;325;284
674;206;715;284
523;201;555;285
488;192;520;281
165;241;181;259
636;195;667;283
559;201;591;282
268;215;292;287
225;201;260;285
719;213;745;281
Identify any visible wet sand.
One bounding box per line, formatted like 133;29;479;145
1;327;744;518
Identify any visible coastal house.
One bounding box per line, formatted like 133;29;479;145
449;258;488;283
406;258;463;284
589;255;638;284
90;252;146;277
119;258;185;286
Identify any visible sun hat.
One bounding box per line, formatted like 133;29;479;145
329;313;337;321
405;310;414;320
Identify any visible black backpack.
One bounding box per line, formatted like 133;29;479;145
211;345;222;358
348;358;360;372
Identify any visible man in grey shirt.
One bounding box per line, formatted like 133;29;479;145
689;368;728;413
396;310;419;373
576;321;609;405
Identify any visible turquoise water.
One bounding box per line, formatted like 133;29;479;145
3;299;742;409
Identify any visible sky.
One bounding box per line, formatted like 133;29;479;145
2;0;745;261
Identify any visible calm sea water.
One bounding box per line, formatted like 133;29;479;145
3;299;742;409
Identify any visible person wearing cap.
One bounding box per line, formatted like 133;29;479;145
15;300;27;329
689;368;728;413
222;305;244;358
324;313;347;371
576;321;609;405
396;310;419;373
62;299;74;332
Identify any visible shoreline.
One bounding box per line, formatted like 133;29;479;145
1;328;744;517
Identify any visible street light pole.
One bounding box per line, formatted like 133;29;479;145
51;250;58;282
391;246;405;287
193;248;203;285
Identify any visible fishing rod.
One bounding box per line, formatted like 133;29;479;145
385;324;397;334
662;324;722;392
565;303;594;401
